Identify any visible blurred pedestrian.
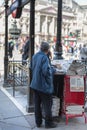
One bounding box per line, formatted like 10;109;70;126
8;36;14;58
22;36;30;65
80;43;87;60
30;41;57;128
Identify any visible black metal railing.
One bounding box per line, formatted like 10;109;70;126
7;60;29;96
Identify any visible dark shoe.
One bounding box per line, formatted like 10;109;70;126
36;124;41;128
45;122;57;129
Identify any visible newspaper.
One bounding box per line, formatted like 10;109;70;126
66;60;86;75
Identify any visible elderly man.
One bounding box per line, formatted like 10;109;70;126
30;41;57;128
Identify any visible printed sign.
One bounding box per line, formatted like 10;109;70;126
70;76;84;92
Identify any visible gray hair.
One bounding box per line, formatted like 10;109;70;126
40;41;50;52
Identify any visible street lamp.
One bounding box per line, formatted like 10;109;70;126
4;0;9;84
26;0;35;112
54;0;63;59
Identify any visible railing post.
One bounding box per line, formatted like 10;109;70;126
13;60;15;97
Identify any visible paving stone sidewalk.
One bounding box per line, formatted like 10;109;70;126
0;86;87;130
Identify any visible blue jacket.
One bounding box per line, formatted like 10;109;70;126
30;51;54;94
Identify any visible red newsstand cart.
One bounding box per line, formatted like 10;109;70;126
63;75;87;125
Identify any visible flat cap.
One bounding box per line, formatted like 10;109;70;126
40;41;50;52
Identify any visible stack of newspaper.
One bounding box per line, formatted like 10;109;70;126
51;96;60;117
66;105;84;114
66;60;86;75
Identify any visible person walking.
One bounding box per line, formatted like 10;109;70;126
30;41;57;128
80;43;87;60
8;36;14;58
22;36;30;65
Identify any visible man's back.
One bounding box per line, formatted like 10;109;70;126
30;51;54;94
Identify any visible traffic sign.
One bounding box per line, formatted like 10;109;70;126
7;0;30;16
11;0;22;18
7;0;18;15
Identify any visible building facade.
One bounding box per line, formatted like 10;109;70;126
0;0;87;45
